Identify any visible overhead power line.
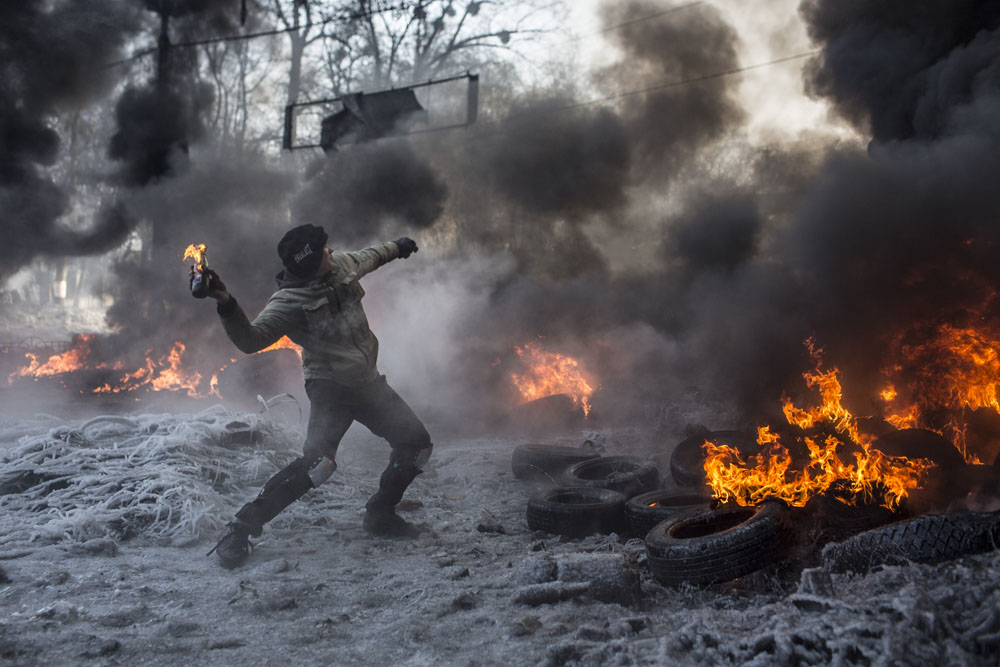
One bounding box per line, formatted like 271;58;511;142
573;50;821;110
107;2;411;68
566;0;705;43
457;50;821;145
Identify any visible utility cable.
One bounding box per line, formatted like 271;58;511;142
486;50;821;126
564;0;705;43
563;50;820;111
106;2;411;68
413;49;822;149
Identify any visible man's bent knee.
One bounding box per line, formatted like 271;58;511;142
391;442;433;476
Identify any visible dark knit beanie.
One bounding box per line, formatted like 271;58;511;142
277;224;328;276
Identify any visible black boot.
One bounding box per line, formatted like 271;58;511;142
209;456;323;567
363;448;426;538
363;503;420;538
207;521;253;569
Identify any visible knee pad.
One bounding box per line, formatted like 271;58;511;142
259;457;312;496
390;443;433;476
307;456;337;487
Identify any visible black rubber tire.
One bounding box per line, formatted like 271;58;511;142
645;500;789;586
822;511;1000;574
626;490;713;539
871;429;966;471
526;487;627;537
813;492;898;537
511;443;601;483
560;456;660;499
670;430;758;487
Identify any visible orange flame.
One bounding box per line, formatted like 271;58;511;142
510;341;595;416
91;342;204;398
9;329;302;399
183;243;208;268
704;340;934;510
8;335;98;382
257;336;302;358
879;323;1000;460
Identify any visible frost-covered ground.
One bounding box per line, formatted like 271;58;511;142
1;407;999;666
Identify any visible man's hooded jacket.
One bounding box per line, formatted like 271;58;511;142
217;241;400;386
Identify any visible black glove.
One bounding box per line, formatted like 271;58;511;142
395;237;418;259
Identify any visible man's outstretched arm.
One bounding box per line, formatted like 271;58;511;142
196;269;289;354
339;238;418;279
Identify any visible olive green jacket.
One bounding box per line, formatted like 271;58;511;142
217;241;400;386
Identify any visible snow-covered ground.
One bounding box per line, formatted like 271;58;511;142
1;408;999;666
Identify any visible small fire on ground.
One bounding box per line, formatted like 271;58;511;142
509;341;595;416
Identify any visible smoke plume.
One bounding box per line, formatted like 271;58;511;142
12;0;1000;437
0;0;140;280
294;142;448;248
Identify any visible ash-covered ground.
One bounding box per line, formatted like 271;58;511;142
1;406;999;666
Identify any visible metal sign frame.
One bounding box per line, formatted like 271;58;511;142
282;71;479;151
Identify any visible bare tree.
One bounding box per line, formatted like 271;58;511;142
322;1;557;92
271;0;329;105
201;37;276;154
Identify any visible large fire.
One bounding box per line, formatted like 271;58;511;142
510;341;595;416
879;323;1000;462
703;341;935;510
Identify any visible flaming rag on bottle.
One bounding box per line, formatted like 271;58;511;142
185;243;212;298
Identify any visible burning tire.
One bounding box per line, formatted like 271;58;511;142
625;490;713;538
670;430;758;487
560;456;659;499
822;511;1000;574
511;443;601;484
871;429;966;471
813;492;899;537
526;487;627;537
644;500;789;586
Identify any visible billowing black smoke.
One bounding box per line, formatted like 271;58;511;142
109;83;214;187
13;0;998;434
672;0;1000;418
600;0;745;182
414;0;1000;427
484;99;630;216
759;0;1000;402
397;0;757;423
800;0;1000;142
107;0;239;186
0;0;140;280
294;142;448;248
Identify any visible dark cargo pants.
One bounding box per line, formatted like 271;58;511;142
235;375;431;535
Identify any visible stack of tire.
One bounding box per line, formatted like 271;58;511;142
644;427;978;586
513;444;660;539
630;429;790;586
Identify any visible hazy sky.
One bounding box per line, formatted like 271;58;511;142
563;0;855;145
